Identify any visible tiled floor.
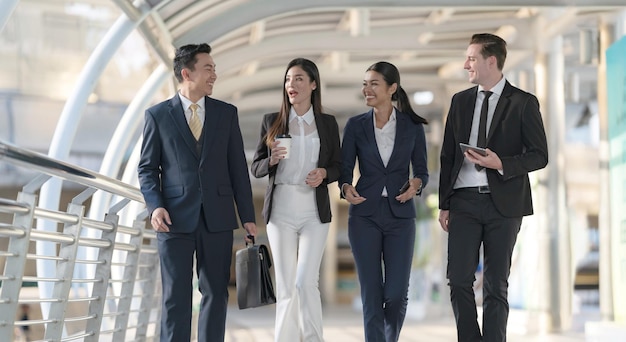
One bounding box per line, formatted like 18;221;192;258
225;304;590;342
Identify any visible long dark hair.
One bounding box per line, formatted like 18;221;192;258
265;58;323;146
366;61;428;125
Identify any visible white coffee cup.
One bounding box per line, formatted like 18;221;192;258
275;134;292;159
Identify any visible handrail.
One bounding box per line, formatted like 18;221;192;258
0;140;160;341
0;140;144;203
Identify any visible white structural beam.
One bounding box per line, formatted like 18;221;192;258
0;0;19;33
89;64;170;222
174;0;625;46
211;20;532;73
36;2;155;321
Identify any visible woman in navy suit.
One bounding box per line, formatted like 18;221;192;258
251;58;341;342
339;61;429;342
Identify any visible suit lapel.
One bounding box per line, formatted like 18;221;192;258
462;87;478;143
201;96;221;159
169;95;200;158
387;110;405;166
362;109;385;167
487;81;512;143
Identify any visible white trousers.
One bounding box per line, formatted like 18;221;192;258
267;184;329;342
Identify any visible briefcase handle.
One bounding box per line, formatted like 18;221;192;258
246;234;256;246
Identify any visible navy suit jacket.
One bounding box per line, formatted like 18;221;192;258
339;109;429;218
138;94;255;233
438;81;548;217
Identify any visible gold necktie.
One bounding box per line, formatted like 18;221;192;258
188;103;202;140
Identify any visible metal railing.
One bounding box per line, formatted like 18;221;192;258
0;140;160;341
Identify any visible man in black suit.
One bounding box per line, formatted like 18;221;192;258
138;43;257;342
438;33;548;342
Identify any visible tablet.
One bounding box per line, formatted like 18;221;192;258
459;143;487;156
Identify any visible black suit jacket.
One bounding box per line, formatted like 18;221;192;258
251;112;341;224
439;81;548;217
138;94;256;232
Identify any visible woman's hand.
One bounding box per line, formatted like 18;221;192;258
342;184;366;205
306;168;326;188
395;178;422;204
269;140;288;166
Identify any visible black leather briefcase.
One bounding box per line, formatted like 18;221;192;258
235;237;276;309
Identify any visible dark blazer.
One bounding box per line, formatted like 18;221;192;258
439;81;548;217
339;109;429;218
251;112;341;224
138;94;255;232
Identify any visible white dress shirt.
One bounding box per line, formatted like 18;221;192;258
374;108;397;197
454;77;506;189
178;93;205;126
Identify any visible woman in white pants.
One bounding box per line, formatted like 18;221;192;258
251;58;341;342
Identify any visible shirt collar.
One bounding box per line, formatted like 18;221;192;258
478;76;506;97
178;92;204;111
289;106;315;124
372;107;397;126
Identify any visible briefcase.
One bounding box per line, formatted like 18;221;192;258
235;236;276;309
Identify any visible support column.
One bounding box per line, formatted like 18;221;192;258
321;186;340;304
546;34;572;332
597;16;615;323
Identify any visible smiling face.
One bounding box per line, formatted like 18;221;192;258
362;70;397;108
464;43;499;88
183;52;217;100
284;65;316;109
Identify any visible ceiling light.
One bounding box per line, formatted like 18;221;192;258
413;91;434;105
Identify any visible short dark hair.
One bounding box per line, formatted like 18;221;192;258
173;43;212;82
470;33;507;70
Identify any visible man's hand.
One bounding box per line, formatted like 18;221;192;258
342;184;366;205
151;207;171;232
243;222;257;244
438;210;450;232
465;148;502;170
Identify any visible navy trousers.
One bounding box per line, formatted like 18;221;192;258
348;199;415;342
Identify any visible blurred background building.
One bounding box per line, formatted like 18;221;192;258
1;0;625;341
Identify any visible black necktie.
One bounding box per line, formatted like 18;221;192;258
475;90;493;171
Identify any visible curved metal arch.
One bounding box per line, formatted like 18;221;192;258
172;0;622;46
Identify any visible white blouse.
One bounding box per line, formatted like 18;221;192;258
275;107;320;185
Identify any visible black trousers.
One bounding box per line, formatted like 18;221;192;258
447;189;522;342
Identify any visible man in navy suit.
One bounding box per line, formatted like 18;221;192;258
138;43;257;342
438;33;548;342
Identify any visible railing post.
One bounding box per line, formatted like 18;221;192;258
44;188;95;341
84;211;119;342
0;193;36;340
112;216;145;341
135;213;160;341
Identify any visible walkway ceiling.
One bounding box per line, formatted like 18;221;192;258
125;0;623;147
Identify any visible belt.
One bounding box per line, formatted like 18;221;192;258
455;186;491;194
